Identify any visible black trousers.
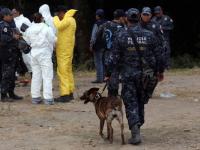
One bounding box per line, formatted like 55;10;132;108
1;56;17;94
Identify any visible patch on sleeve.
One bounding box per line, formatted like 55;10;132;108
152;24;156;29
3;27;8;32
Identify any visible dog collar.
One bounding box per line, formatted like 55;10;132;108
94;92;102;103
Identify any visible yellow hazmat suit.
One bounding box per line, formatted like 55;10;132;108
53;9;77;96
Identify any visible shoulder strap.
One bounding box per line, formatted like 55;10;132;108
128;28;143;68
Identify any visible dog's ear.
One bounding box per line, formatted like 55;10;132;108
88;88;99;94
80;94;85;100
80;91;89;100
80;95;85;100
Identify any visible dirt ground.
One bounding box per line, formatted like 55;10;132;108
0;69;200;150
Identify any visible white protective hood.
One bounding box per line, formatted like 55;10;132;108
39;4;56;34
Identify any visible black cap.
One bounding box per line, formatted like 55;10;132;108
142;7;151;15
126;8;139;21
0;6;5;11
154;6;162;14
126;8;139;16
113;9;125;19
0;8;12;16
96;9;104;15
96;9;104;17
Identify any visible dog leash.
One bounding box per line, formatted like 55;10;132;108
100;81;108;95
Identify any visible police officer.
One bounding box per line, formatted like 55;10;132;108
152;6;174;69
0;8;23;102
0;6;4;92
140;7;164;49
140;7;165;97
105;8;164;144
96;9;126;96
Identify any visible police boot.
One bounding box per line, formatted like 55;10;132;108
128;124;142;145
54;95;71;103
1;93;13;102
69;93;74;100
8;91;23;100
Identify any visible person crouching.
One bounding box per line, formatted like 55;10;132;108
24;13;56;105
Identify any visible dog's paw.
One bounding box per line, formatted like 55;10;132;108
99;136;109;144
109;140;113;144
102;136;109;141
99;133;105;138
103;138;112;144
121;141;126;145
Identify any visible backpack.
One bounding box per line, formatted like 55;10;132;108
102;22;122;50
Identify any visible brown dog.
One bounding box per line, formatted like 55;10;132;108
80;87;125;144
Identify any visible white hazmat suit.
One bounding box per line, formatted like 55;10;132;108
24;22;56;104
14;14;32;72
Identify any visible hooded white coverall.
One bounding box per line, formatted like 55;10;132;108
39;4;57;34
24;23;56;102
14;14;32;72
53;9;77;96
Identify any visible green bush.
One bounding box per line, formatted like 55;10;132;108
74;58;94;71
171;54;200;68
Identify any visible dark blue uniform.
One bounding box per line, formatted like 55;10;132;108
152;15;174;68
0;20;18;96
106;24;164;129
97;21;123;96
140;20;166;96
140;20;164;48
